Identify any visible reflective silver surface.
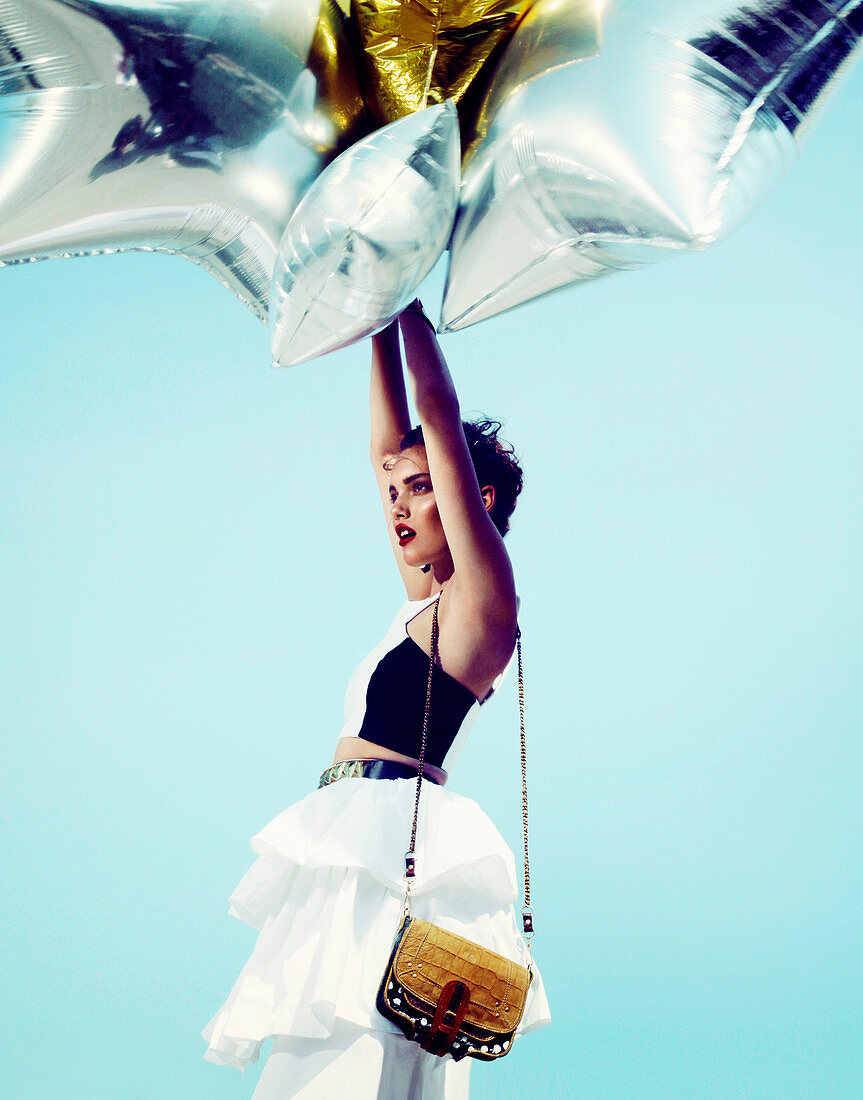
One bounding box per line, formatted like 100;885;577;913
2;0;860;355
441;0;863;331
270;103;460;366
0;0;364;318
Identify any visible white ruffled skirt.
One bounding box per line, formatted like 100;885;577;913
203;776;550;1097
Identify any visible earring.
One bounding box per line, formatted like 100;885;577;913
420;563;431;573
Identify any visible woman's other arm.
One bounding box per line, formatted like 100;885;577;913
370;320;431;599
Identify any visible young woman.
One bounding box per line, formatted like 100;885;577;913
203;302;550;1097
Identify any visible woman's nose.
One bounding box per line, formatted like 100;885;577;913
390;495;408;518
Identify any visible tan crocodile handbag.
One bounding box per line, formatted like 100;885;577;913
376;595;535;1061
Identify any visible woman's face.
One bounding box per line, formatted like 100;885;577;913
387;446;448;570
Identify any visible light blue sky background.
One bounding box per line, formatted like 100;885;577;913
2;51;862;1100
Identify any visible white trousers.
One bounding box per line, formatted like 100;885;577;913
252;1022;472;1100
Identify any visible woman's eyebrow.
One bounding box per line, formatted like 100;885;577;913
388;471;429;493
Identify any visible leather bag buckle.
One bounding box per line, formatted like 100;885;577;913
423;980;470;1056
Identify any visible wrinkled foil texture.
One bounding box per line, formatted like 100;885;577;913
1;0;860;357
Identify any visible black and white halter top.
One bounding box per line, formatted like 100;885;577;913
338;594;513;772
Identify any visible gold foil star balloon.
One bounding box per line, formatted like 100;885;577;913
350;0;534;137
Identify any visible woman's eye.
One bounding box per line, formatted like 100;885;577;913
413;480;431;493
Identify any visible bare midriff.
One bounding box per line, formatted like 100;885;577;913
333;736;448;787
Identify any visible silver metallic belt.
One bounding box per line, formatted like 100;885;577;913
318;758;440;788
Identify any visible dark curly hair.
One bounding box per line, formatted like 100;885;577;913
399;418;523;536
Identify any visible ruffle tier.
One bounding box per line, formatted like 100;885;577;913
203;777;550;1070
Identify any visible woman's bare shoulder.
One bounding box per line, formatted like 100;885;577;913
429;576;518;697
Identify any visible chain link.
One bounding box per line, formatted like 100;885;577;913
516;629;533;940
405;599;534;941
406;594;438;869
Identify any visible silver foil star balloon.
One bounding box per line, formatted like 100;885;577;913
0;0;366;317
441;0;863;332
270;103;461;366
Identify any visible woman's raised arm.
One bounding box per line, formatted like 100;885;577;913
398;303;516;632
370;320;410;462
370;319;432;599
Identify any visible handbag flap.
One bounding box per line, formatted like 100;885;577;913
393;919;531;1034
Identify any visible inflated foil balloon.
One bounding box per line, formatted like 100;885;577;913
270;103;461;366
0;0;368;317
350;0;533;139
2;0;861;357
441;0;863;331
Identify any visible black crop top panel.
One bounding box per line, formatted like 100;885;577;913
357;637;477;769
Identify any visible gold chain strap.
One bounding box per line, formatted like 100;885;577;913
405;595;438;873
404;597;534;941
516;629;533;939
